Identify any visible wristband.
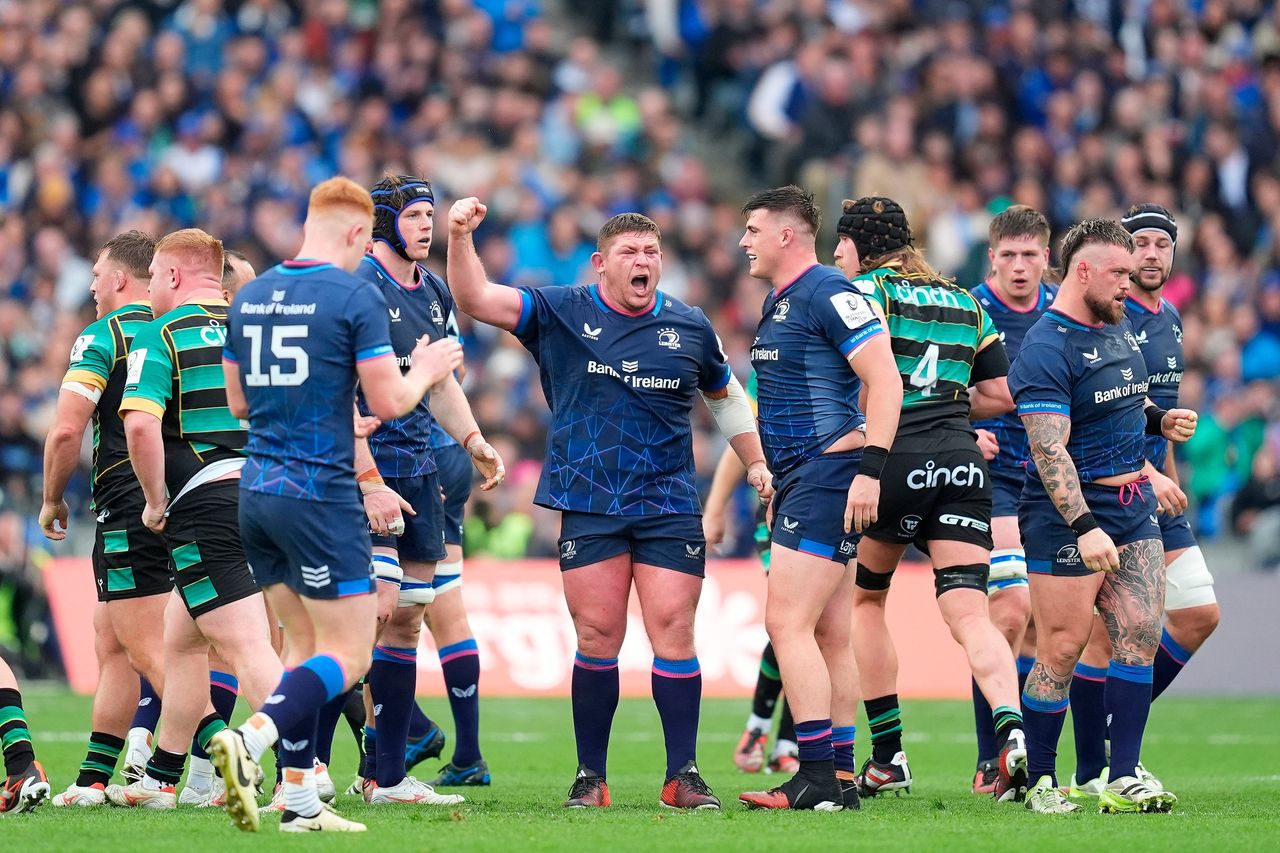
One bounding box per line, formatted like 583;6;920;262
462;430;482;449
1069;512;1099;536
857;445;889;480
357;467;384;485
1144;405;1168;437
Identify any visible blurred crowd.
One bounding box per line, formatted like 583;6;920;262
3;0;1280;667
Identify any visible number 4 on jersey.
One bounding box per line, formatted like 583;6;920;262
909;343;939;396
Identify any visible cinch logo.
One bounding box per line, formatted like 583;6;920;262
200;321;227;347
1056;544;1081;564
906;461;985;490
582;323;601;340
939;513;990;532
658;328;680;350
773;299;790;321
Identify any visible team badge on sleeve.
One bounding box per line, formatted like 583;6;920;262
830;292;875;329
126;348;147;385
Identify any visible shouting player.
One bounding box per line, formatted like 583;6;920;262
967;206;1058;792
736;186;901;812
448;198;770;810
832;198;1026;801
1010;218;1196;814
211;177;462;832
1065;204;1220;800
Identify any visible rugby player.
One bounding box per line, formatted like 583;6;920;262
211;177;463;832
703;375;798;776
736;186;901;812
37;231;170;807
1009;218;1196;814
447;198;770;810
349;174;501;805
1065;204;1220;800
967;206;1058;792
832;198;1027;801
0;657;48;812
111;229;282;808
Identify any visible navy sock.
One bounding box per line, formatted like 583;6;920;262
778;699;795;743
752;643;784;719
971;677;996;763
369;645;418;788
832;725;856;774
360;726;377;780
131;678;162;732
408;701;434;740
278;710;319;774
571;653;619;777
1106;662;1153;780
1152;628;1191;701
192;671;239;760
795;718;834;765
313;690;350;767
864;694;903;763
440;639;482;766
652;656;701;779
257;656;346;735
1069;663;1108;783
1023;684;1069;787
1016;656;1035;696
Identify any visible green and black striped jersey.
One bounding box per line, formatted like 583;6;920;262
853;267;1002;435
119;300;246;498
63;302;154;510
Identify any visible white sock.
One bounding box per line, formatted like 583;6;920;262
773;738;798;759
187;756;214;789
142;772;169;791
746;714;773;734
126;727;152;755
282;766;322;818
239;712;279;761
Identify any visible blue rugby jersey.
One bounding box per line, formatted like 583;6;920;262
225;259;394;502
355;255;456;476
1124;296;1184;470
1008;308;1149;482
513;283;731;516
428;279;463;452
750;264;885;476
970;281;1057;477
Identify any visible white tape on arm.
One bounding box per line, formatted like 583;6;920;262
62;381;103;405
701;375;757;439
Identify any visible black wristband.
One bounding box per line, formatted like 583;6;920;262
857;445;889;480
1145;404;1168;437
1069;512;1099;536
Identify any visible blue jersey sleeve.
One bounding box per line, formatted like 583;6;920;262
1009;342;1073;418
696;313;732;392
347;281;395;363
513;285;573;348
813;282;884;358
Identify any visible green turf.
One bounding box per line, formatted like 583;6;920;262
4;689;1278;850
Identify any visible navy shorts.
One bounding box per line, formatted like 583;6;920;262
558;511;706;577
241;490;375;599
434;444;473;547
1159;511;1197;552
1020;477;1162;577
990;464;1024;519
770;451;861;565
369;473;447;564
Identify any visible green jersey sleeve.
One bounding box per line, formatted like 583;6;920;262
62;320;115;392
119;319;174;419
850;270;889;314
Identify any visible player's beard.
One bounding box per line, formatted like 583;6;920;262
1133;264;1169;293
1083;288;1125;325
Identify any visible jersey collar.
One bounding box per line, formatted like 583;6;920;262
363;253;422;291
1125;294;1163;315
1046;307;1104;330
773;263;819;298
982;281;1047;314
589;283;664;317
278;258;334;275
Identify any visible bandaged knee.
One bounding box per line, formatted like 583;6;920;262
988;548;1028;594
372;553;403;584
398;579;435;607
934;563;989;597
856;562;894;591
1164;547;1216;610
432;560;463;595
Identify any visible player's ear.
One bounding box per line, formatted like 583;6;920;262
590;251;605;275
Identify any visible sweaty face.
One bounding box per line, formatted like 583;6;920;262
398;201;434;261
989;236;1049;303
1131;231;1173;292
1079;244;1134;325
596;231;662;312
833;234;860;279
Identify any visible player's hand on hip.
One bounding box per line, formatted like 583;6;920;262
1161;408;1198;443
746;461;774;504
467;435;505;491
448;197;488;236
703;510;726;549
353;412;381;438
142;500;167;534
414;337;464;387
39;500;69;541
362;485;414;536
1149;470;1187;516
975;428;999;461
845;474;880;534
1077;527;1119;572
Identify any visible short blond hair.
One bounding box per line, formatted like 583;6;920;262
308;177;374;219
155;228;224;277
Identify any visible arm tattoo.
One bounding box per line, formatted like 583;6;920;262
1025;660;1073;704
1022;413;1089;524
1096;537;1165;666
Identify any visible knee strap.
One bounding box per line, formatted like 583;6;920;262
1164;546;1216;610
856;563;894;591
372;553;403;584
934;563;989;597
398;580;435;607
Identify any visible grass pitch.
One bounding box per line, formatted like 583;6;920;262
4;689;1278;851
